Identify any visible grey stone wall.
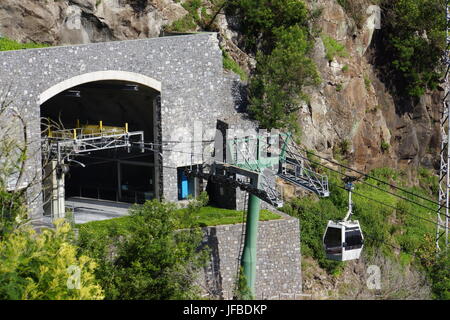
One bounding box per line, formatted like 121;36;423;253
199;210;302;300
0;33;252;219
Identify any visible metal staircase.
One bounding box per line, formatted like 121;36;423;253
278;135;330;197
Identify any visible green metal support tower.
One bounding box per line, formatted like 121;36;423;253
240;183;262;297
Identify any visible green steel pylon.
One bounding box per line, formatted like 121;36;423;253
240;191;261;299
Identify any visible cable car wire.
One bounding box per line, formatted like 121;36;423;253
283;148;448;226
290;150;450;220
133;138;449;224
331;183;448;230
295;146;443;209
292;202;425;260
158;137;444;210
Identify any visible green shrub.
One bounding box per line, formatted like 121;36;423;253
0;220;103;300
321;35;349;62
429;252;450;300
222;50;248;81
333;139;350;157
248;25;320;132
0;187;27;238
78;198;210;299
337;0;368;29
226;0;309;52
165;0;203;32
381;139;390;153
381;0;446;97
364;74;371;90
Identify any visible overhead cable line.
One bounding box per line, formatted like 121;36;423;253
292;202;425;260
290;151;450;221
332;183;448;230
290;150;450;218
296;146;441;208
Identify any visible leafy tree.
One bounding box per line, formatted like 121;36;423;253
227;1;320;132
78;197;209;300
380;0;446;96
0;220;104;300
226;0;309;52
248;26;320;132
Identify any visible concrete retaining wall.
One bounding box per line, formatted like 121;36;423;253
199;210;302;300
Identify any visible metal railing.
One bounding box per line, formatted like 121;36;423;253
279;135;329;197
74;185;154;204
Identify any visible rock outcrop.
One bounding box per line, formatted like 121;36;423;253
216;0;441;173
0;0;443;173
0;0;187;45
296;0;441;173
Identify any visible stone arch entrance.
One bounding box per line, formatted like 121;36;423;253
39;71;162;222
39;71;162;105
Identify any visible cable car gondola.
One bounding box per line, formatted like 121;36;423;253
323;180;364;261
323;220;364;261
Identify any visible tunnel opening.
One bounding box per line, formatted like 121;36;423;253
40;79;161;219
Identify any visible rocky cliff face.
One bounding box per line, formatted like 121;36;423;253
0;0;187;44
0;0;442;174
217;0;442;175
295;0;441;174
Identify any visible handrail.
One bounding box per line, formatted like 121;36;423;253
279;134;329;197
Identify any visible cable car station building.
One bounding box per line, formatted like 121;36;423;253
0;33;308;299
0;33;255;222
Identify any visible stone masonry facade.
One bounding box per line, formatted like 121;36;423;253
199;210;302;300
0;33;303;299
0;33;250;220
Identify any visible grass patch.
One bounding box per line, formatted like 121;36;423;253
321;34;349;62
364;74;372;90
164;0;222;33
222;50;248;81
381;139;390;153
77;205;281;236
0;37;48;51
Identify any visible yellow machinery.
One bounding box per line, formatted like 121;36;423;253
48;120;129;140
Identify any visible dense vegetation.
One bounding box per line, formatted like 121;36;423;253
247;25;320;133
282;167;449;299
0;188;27;238
76;197;278;299
227;0;320;134
77;198;210;299
0;218;103;300
353;0;447;97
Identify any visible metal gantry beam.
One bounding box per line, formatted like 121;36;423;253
42;124;145;163
437;0;450;250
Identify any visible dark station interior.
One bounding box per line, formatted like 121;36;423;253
40;80;160;204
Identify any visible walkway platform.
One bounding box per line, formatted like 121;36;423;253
65;197;131;224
